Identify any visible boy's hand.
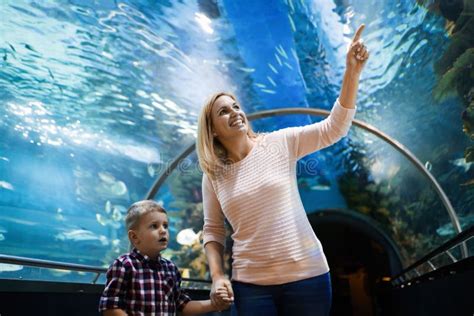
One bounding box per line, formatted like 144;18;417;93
216;286;233;303
211;286;233;311
210;277;234;308
211;299;231;312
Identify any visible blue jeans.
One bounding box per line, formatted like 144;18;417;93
231;272;332;316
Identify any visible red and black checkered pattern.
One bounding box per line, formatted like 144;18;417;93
99;248;191;315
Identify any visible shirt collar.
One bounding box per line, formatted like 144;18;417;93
131;248;161;263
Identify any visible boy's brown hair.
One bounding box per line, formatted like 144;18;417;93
125;200;167;246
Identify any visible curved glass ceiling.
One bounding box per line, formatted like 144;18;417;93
0;0;472;281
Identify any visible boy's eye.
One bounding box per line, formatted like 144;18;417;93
163;224;168;229
150;224;158;229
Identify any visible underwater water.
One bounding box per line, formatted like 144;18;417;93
0;0;472;281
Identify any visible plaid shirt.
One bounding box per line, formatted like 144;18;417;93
99;248;191;315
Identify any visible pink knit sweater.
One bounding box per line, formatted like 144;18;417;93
202;99;356;285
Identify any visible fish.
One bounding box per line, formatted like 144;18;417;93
267;76;277;87
309;184;331;191
451;158;473;172
96;214;121;229
147;164;156;177
424;161;432;171
105;201;112;214
268;63;278;74
47;68;55;80
239;67;255;73
55;229;109;246
98;172;116;184
436;215;474;236
299;175;331;191
55;208;64;222
96;180;128;196
24;44;37;52
112;207;122;221
0;181;14;190
0;263;23;272
176;228;200;246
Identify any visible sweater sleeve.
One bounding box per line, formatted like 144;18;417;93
284;98;356;159
201;174;226;247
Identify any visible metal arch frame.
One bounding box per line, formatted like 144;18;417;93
146;107;466;258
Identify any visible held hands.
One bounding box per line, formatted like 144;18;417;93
346;24;369;74
211;286;233;311
210;277;234;311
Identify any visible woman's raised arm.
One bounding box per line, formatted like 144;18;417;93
339;24;369;109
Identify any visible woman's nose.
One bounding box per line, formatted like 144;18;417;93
230;107;239;115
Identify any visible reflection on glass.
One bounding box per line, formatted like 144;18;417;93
0;0;472;284
0;264;99;284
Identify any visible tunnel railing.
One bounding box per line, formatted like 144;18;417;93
1;220;470;288
0;254;211;286
391;225;473;287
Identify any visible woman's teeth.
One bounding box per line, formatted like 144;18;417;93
231;119;243;127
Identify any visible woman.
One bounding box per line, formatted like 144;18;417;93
196;25;369;315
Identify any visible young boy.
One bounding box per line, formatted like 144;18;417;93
99;200;232;315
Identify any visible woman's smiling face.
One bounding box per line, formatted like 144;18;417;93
210;95;248;140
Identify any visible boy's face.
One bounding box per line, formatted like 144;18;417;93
130;211;169;259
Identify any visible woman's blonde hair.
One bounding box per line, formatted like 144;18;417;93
197;92;257;179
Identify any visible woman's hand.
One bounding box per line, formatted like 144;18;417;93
210;277;234;310
346;24;369;75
